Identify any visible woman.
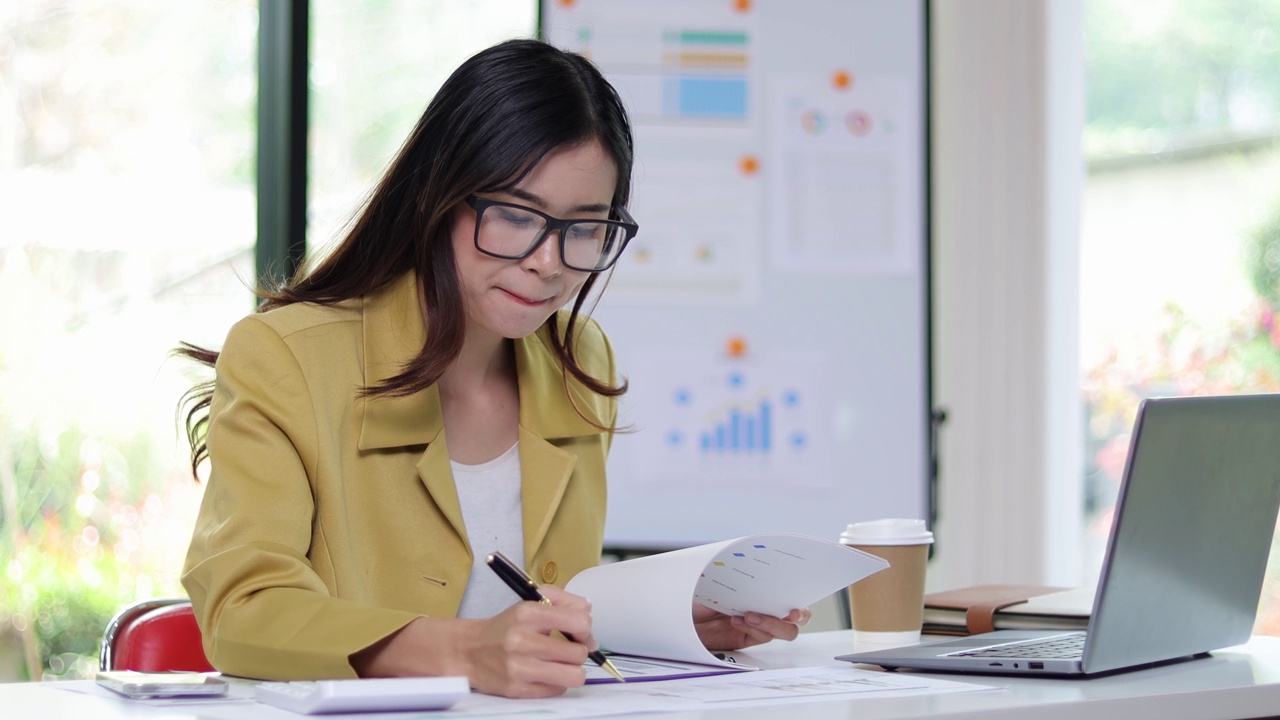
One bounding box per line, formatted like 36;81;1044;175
178;38;807;699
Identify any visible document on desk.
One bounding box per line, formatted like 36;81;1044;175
568;532;888;677
448;666;992;717
60;666;989;719
615;666;990;704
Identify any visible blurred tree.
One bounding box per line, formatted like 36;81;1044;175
1085;0;1280;155
1247;199;1280;311
2;0;255;180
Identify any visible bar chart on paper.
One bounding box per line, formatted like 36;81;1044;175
628;348;832;489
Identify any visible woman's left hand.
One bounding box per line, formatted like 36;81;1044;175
692;604;812;651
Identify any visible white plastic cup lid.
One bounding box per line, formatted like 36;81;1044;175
839;518;934;546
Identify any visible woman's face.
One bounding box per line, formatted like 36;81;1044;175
451;139;618;343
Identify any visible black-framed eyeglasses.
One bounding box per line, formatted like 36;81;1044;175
464;195;638;273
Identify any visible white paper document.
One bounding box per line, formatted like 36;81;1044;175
567;533;888;674
444;666;991;718
614;665;988;704
61;665;992;719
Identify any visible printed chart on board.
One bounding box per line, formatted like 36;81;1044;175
549;0;765;306
628;347;832;489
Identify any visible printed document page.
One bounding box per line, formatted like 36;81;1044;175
567;533;888;673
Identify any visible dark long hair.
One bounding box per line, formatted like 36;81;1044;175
177;39;634;479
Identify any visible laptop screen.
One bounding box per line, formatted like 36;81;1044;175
1084;394;1280;673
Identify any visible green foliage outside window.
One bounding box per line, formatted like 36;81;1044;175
0;422;183;680
0;0;531;682
1085;0;1280;156
1246;201;1280;312
1082;0;1280;634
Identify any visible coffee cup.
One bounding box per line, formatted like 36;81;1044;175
840;518;933;649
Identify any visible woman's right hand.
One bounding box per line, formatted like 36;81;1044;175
351;585;598;698
461;585;599;697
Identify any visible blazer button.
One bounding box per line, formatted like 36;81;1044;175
539;561;558;584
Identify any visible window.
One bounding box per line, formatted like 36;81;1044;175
1081;0;1280;632
0;0;257;680
0;0;536;680
308;0;535;252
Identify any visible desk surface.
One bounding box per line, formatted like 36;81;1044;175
3;631;1280;720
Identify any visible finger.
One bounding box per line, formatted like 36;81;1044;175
539;584;591;612
787;607;813;627
729;615;776;647
509;599;594;643
563;626;602;653
520;657;589;690
499;682;566;700
691;603;721;622
492;619;591;674
492;654;588;697
535;587;599;650
527;629;593;666
742;612;800;641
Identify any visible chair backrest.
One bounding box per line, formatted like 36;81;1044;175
99;598;215;672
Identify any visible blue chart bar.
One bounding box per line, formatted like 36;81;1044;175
662;77;748;119
761;402;771;451
701;399;772;454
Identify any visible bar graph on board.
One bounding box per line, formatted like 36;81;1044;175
633;351;831;488
699;394;776;454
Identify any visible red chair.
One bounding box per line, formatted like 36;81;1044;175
99;598;215;672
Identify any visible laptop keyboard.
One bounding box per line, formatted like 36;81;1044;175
947;633;1086;659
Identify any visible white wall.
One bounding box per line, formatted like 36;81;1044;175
927;0;1085;591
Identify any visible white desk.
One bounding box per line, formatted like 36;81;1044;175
3;631;1280;719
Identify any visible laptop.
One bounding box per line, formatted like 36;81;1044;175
837;393;1280;677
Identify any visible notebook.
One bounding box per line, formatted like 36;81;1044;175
837;393;1280;677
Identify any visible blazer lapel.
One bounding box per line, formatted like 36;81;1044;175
357;273;441;450
513;324;603;561
417;436;470;556
356;274;467;548
519;427;576;562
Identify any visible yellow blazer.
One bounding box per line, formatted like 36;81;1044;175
181;273;616;680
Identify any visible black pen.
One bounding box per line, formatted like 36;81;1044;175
485;551;625;682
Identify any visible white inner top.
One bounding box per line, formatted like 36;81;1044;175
452;441;525;619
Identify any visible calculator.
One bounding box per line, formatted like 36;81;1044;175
253;676;470;714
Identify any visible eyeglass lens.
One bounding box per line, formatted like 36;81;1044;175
477;203;626;271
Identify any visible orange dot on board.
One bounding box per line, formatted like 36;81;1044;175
726;336;748;358
832;70;852;90
732;0;752;13
739;155;760;175
557;0;576;7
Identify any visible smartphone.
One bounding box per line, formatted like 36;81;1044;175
96;671;229;699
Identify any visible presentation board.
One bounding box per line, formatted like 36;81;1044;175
541;0;931;549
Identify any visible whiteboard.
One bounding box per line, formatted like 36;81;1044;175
541;0;930;549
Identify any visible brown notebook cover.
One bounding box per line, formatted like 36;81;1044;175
923;584;1073;635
